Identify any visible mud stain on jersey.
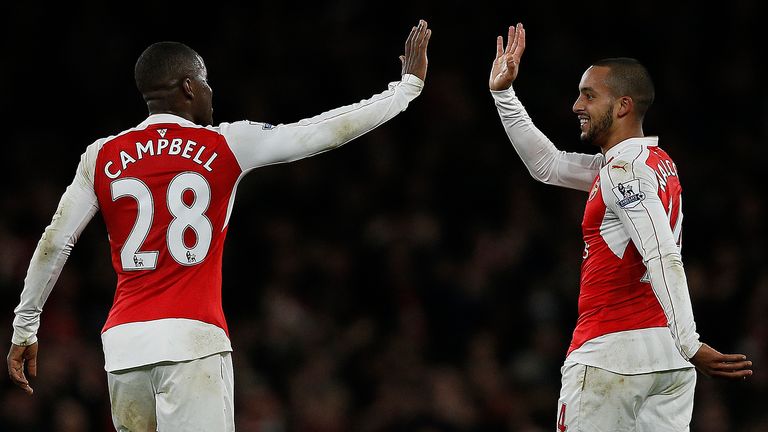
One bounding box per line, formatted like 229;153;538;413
37;230;57;259
191;329;219;354
37;208;64;258
37;192;76;259
333;121;359;146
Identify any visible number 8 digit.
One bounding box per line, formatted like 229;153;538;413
166;172;212;266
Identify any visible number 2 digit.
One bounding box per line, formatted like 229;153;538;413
111;178;158;270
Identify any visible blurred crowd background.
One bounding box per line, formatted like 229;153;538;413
1;1;766;431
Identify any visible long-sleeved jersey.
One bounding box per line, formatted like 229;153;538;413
492;87;701;374
13;74;424;372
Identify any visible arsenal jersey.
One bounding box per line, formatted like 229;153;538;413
573;139;688;353
13;75;424;372
94;123;241;335
492;87;700;373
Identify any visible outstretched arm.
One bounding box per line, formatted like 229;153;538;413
490;24;602;192
221;20;431;170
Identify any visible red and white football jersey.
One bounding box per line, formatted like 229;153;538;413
492;88;701;373
94;123;240;335
573;139;691;352
13;75;424;372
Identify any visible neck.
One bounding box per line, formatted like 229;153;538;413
600;125;644;155
144;93;194;123
147;108;195;123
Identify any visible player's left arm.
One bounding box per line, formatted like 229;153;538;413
602;160;752;379
219;74;423;170
602;162;700;358
217;20;430;171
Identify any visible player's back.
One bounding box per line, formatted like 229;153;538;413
93;116;242;335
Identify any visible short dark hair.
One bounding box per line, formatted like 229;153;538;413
592;57;655;119
134;41;202;94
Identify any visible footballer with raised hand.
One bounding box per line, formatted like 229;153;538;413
489;23;752;431
8;19;431;431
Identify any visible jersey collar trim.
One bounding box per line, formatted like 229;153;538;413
604;136;659;162
137;113;196;129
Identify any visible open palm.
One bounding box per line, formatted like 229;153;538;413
489;23;526;91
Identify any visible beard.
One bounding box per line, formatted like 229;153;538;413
580;106;614;146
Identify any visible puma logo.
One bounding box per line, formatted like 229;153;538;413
611;162;629;172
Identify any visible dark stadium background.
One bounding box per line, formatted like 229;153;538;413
1;1;765;431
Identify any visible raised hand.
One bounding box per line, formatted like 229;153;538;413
7;342;38;395
690;343;753;380
400;19;431;81
489;23;526;91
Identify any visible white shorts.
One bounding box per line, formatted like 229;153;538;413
556;362;696;432
107;352;234;432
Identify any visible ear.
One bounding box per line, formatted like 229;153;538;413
182;77;195;99
616;96;633;118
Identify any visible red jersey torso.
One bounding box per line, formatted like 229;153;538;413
571;145;683;354
94;123;242;334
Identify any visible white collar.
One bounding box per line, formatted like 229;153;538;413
604;136;659;162
137;113;197;129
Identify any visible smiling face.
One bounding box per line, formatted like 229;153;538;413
572;66;617;148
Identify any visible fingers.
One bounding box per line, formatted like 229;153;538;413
26;357;37;378
709;368;753;380
8;361;33;395
421;27;432;50
718;353;749;363
505;25;515;54
514;23;526;58
402;19;430;81
405;24;416;53
712;359;753;372
496;23;525;67
7;343;36;395
405;20;427;52
508;23;525;62
22;343;38;378
413;19;429;50
702;356;753;380
8;363;28;386
692;344;754;381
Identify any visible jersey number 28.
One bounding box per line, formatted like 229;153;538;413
110;171;213;270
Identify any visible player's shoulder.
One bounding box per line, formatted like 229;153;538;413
95;121;152;151
216;120;277;134
602;137;660;183
215;120;280;152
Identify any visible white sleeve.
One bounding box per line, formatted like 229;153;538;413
601;161;702;360
12;143;101;346
218;74;424;171
491;87;603;192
